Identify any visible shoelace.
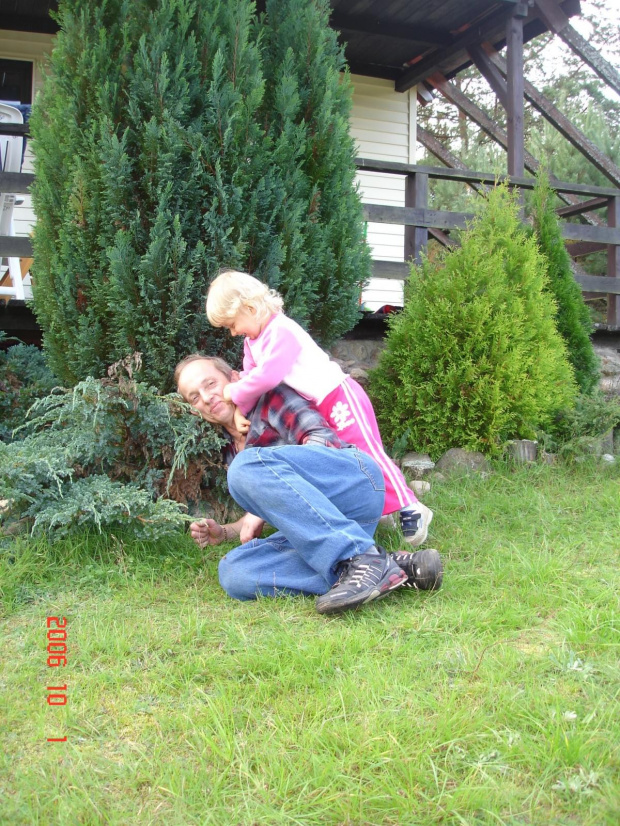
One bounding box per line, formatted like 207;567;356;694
347;559;383;588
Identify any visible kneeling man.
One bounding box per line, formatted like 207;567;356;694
175;355;442;614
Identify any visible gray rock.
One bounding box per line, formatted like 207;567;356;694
411;480;431;497
349;367;369;384
594;346;620;396
401;452;435;479
435;448;491;475
601;453;616;464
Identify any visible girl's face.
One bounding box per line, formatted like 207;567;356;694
224;305;263;339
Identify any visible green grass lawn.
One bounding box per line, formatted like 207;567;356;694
1;461;619;825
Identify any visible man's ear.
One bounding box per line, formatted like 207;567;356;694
230;370;241;382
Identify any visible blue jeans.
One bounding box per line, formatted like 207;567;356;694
219;445;385;600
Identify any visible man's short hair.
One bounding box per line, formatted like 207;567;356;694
174;353;233;394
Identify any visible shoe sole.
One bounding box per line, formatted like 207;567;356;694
316;568;408;615
403;505;433;547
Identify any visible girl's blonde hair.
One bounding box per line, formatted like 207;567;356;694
206;269;283;327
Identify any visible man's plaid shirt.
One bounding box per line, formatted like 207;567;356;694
223;384;347;464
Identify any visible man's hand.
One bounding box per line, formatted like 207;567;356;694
222;383;233;401
239;513;265;544
233;406;251;434
189;518;225;548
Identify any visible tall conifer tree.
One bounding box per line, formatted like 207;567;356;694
530;172;600;395
31;0;369;388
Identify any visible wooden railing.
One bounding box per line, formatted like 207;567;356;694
356;157;620;325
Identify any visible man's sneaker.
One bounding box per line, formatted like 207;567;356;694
390;548;443;591
316;546;407;615
399;502;433;547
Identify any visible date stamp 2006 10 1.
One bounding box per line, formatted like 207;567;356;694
46;616;67;743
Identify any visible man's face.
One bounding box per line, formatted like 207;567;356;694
177;360;238;428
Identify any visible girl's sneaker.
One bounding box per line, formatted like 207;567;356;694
399;502;433;546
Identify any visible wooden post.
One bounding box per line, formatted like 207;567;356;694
608;196;620;326
405;172;428;263
506;13;524;178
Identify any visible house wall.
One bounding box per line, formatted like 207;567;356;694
350;74;416;310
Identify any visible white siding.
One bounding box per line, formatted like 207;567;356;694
0;31;54;299
350;74;416;310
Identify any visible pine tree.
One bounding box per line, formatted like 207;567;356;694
368;185;578;458
530;171;600;394
30;0;369;389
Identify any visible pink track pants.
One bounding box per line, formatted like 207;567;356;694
318;377;418;516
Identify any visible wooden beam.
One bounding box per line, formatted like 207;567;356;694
363;202;620;243
363;203;473;231
535;0;620;97
369;262;620;293
330;12;451;47
488;48;620;188
468;44;508;108
565;241;608;257
371;260;409;280
573;274;620;295
405;172;429;262
608;196;620;323
394;4;523;93
556;197;610;218
0;237;33;257
429;228;458;248
506;13;525;177
561;223;620;245
355;157;620;198
0;172;34;194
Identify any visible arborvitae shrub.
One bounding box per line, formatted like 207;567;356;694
31;0;369;389
530;171;599;394
368;185;578;458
